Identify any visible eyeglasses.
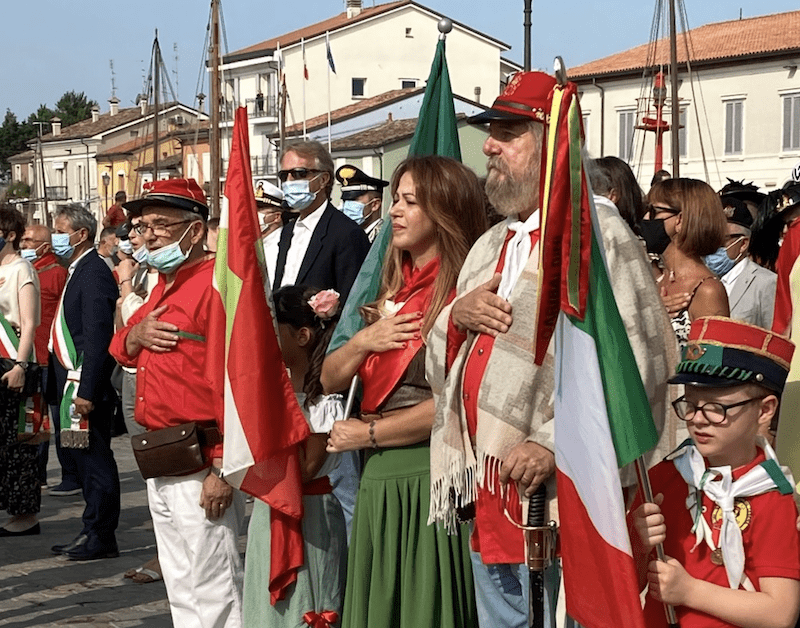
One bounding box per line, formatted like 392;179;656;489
726;233;748;241
277;168;322;182
134;219;194;237
672;395;766;424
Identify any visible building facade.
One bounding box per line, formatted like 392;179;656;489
571;9;800;192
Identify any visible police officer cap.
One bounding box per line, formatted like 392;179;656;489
336;165;389;201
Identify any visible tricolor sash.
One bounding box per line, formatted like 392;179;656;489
48;288;87;448
358;257;443;412
0;309;46;441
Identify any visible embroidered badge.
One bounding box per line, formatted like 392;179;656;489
711;498;752;532
338;166;356;187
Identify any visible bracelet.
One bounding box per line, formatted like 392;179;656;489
368;420;378;449
119;278;132;285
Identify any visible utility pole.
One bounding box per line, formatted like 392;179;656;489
210;0;221;217
523;0;532;72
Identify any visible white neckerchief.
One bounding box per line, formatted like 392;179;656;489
498;210;540;301
668;437;794;590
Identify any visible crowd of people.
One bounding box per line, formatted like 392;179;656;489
1;69;800;628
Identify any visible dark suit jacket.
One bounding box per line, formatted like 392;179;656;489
272;202;371;303
46;249;118;406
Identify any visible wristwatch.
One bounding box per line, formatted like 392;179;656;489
209;465;224;479
15;361;29;371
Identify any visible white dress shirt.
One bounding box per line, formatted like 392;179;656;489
280;203;326;287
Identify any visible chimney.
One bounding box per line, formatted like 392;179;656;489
91;105;100;122
346;0;362;19
139;95;148;116
51;117;62;136
387;112;393;122
109;96;120;116
473;86;481;104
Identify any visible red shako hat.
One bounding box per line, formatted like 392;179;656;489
669;316;795;394
123;178;209;220
467;71;558;125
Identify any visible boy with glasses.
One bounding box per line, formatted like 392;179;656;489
631;316;800;628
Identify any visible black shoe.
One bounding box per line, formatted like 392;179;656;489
51;533;89;555
0;523;40;537
49;482;82;496
65;540;119;561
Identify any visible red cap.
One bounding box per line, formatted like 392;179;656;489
468;71;558;125
123;178;209;220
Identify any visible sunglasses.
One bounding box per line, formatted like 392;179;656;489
277;168;322;182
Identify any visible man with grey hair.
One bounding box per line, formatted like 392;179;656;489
716;195;776;327
47;203;121;561
272;140;370;304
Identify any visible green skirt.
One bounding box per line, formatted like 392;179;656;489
341;442;476;628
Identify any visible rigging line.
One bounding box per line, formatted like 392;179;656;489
679;0;721;187
218;0;230;55
634;0;665;180
194;1;213;110
677;1;709;184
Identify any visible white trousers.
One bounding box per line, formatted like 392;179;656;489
147;470;245;628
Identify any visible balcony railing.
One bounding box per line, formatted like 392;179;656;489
245;96;277;119
45;186;68;200
251;153;278;177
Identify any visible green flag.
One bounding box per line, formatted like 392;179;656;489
328;37;461;354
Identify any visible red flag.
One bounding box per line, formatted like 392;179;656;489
533;81;591;365
207;106;310;603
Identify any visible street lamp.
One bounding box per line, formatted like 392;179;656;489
101;171;111;212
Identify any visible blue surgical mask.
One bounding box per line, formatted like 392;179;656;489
52;232;80;260
341;200;367;225
20;248;37;262
281;175;321;211
703;237;743;277
146;223;195;274
132;245;148;264
119;239;133;255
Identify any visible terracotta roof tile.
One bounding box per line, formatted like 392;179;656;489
226;0;508;62
330;113;465;150
39;102;182;143
286;87;424;134
228;0;409;60
570;10;800;79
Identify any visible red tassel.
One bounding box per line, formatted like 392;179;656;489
302;610;339;628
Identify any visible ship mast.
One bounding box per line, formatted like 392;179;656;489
209;0;222;217
669;0;680;177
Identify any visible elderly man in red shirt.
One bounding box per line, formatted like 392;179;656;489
109;179;244;628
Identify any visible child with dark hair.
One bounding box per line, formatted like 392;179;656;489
243;285;347;627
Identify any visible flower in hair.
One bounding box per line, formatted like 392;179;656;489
308;289;340;321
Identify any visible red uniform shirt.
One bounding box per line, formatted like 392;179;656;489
109;257;222;458
448;228;540;564
104;203;126;228
33;252;67;365
630;450;800;628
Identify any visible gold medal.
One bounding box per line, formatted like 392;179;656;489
711;548;724;566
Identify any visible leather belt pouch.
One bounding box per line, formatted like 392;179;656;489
131;422;205;479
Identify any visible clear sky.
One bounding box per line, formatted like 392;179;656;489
3;0;798;119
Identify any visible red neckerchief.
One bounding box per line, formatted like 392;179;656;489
359;256;441;412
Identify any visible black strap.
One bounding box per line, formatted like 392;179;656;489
272;221;296;291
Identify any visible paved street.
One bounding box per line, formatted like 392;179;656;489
0;436;251;628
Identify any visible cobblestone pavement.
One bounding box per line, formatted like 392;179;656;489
0;436;251;628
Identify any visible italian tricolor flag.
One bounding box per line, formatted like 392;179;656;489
537;82;658;627
207;106;310;604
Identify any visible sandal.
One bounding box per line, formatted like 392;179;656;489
130;567;162;584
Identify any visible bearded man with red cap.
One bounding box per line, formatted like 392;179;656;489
110;179;245;628
426;72;677;627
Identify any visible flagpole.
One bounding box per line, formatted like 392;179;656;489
326;31;332;152
302;37;307;138
635;458;680;628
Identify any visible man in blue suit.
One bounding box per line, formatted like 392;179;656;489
47;203;120;560
272;140;370;304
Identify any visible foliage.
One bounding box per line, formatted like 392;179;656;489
5;180;31;198
54;91;98;127
0;110;36;183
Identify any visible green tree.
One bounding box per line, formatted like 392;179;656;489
54;91;98;127
0;110;36;183
27;104;56;127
